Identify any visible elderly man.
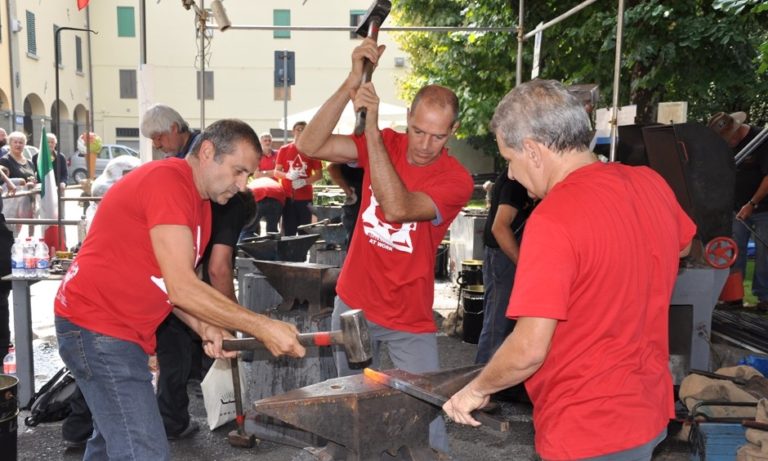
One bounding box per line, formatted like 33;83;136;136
298;38;474;454
141;104;200;159
32;132;68;185
443;80;696;461
254;132;278;179
55;119;305;459
709;111;768;311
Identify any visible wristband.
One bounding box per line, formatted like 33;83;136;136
749;199;758;209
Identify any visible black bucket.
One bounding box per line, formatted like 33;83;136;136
461;286;485;344
0;375;18;461
457;259;483;287
434;242;449;280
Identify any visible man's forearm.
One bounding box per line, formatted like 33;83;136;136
366;127;436;223
168;274;271;341
298;78;355;156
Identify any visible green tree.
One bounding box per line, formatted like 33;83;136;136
391;0;768;163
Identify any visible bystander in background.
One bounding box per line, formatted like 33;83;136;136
709;111;768;311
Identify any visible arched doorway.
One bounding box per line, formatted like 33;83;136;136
22;94;46;144
49;100;70;140
0;88;10;132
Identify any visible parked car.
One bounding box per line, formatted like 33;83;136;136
68;144;139;184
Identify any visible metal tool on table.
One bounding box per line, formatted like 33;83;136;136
363;367;509;432
353;0;392;136
222;309;372;367
228;357;257;448
690;369;748;386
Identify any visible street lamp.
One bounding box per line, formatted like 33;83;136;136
54;26;97;249
55;27;97;148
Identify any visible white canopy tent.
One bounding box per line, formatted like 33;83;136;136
279;101;408;135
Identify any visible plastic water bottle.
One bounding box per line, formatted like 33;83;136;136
23;237;36;279
3;347;16;375
10;238;24;278
35;238;50;278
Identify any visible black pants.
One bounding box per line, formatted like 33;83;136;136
156;313;197;436
242;198;283;237
282;199;312;236
0;218;13;360
341;202;361;249
62;386;93;443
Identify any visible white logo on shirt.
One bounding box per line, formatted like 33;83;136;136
288;156;308;179
361;187;416;253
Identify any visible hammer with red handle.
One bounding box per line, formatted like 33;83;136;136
222;309;373;367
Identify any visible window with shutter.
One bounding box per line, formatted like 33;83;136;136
117;7;136;37
273;10;290;39
26;11;36;56
119;69;137;99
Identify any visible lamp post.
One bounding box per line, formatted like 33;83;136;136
55;27;97;146
54;26;97;250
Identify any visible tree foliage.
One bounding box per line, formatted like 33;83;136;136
391;0;768;163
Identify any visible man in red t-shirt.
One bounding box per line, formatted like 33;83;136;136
443;80;697;461
298;39;473;454
254;132;278;178
54;119;305;459
274;122;323;236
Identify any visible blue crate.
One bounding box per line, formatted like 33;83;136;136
690;422;747;460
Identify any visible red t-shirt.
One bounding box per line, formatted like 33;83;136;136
274;143;322;201
249;176;286;205
259;150;277;172
336;129;473;333
54;158;212;354
507;162;696;460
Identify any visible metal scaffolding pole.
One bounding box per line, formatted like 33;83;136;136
609;0;625;163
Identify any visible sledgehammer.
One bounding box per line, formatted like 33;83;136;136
353;0;392;136
222;309;373;367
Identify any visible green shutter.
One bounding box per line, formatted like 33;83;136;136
273;10;290;39
117;7;136;38
26;11;36;55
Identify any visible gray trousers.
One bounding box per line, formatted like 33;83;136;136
332;296;450;453
557;428;667;461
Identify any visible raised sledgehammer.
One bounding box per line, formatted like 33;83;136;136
222;309;373;367
353;0;392;136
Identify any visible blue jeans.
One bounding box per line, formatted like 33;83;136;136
332;297;449;454
56;316;170;461
733;211;768;301
475;246;516;364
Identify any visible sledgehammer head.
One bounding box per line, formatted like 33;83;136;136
355;0;392;38
340;309;373;368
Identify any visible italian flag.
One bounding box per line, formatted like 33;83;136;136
37;128;63;252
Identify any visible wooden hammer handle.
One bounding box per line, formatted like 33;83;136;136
222;332;342;351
